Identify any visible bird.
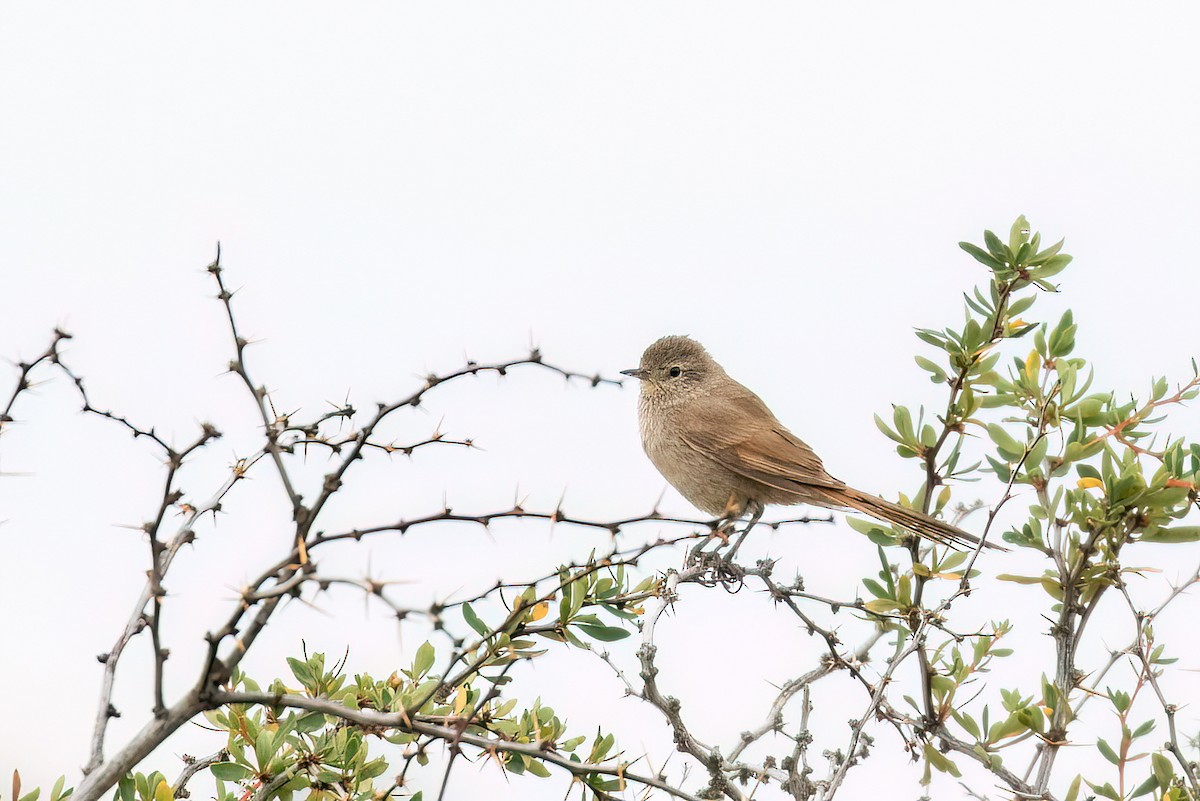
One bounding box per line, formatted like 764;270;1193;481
621;335;997;551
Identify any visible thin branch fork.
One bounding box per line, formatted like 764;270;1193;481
0;328;72;435
42;257;697;801
1084;373;1200;459
172;749;229;798
83;460;255;776
1117;581;1200;797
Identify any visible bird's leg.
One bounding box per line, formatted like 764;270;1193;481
695;500;762;564
711;518;734;545
712;497;743;544
688;497;742;564
724;502;764;562
694;502;760;594
710;495;745;546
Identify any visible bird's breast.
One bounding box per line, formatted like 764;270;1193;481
636;395;739;516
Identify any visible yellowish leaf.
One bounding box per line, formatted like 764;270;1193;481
931;571;964;581
1025;350;1041;381
1077;477;1104;491
454;685;468;715
863;599;904;614
529;601;549;622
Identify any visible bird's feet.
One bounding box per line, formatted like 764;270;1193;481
690;547;746;592
688;508;764;592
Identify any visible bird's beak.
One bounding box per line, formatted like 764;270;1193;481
620;368;646;379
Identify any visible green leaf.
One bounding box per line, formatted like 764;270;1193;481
951;709;980;740
413;641;435;678
873;414;904;444
1085;780;1121;801
983;229;1009;261
1036;253;1073;278
1096;738;1120;765
209;764;255;782
575;624;630;642
1064;774;1082;801
1047;311;1077;357
914;355;947;384
914;328;948;349
359;759;389;781
995;574;1044;585
1009;216;1031;251
254;728;276;772
847;515;892;544
463;603;489;637
987;424;1023;459
892;405;915;442
134;773;149;801
1029;237;1065;265
1152;752;1174;786
1131;775;1159;797
939;551;968;572
863;598;904;614
922;743;961;777
117;777;135;801
286;657;314;691
295;711;325;733
986;712;1026;742
959;242;1005;271
1140;526;1200;543
865;524;900;547
862;578;891;599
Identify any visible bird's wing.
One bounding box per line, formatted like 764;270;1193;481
678;390;848;496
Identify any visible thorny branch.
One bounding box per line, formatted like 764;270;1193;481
172;750;229;799
211;690;705;801
52;351;230;774
71;251;772;801
0;328;73;450
1117;577;1200;796
12;232;1195;801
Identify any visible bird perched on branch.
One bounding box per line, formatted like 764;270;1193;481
622;335;998;551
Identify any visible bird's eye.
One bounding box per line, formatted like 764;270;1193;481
668;366;682;378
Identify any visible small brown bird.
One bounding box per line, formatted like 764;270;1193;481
622;335;994;550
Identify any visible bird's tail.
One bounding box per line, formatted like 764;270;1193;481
833;487;1005;551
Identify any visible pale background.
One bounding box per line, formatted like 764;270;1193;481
3;4;1200;800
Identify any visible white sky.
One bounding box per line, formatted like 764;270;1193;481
3;4;1200;800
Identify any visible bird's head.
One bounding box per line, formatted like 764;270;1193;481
621;335;718;401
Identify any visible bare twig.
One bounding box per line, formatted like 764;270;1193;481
172;749;229;798
0;328;72;441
